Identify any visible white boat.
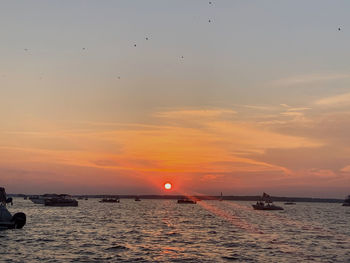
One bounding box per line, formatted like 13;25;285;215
29;194;60;204
0;187;26;229
44;195;78;207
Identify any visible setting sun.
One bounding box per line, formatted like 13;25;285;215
164;182;172;190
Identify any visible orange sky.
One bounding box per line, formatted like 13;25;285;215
1;1;350;197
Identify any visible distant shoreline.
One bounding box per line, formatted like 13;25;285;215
9;194;344;203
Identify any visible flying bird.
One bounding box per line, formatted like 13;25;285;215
134;44;137;47
338;27;341;31
145;37;149;40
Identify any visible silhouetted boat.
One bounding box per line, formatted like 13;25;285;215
177;199;196;204
252;193;283;210
0;187;26;229
219;192;223;201
135;196;141;201
99;197;120;203
29;195;46;204
29;194;59;204
342;195;350;206
44;194;78;207
284;201;296;205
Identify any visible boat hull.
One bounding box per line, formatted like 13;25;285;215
45;199;78;207
0;212;26;230
252;204;284;210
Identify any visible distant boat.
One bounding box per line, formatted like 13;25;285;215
99;197;120;203
44;194;78;207
134;196;141;201
219;192;223;201
177;199;196;204
252;193;284;210
29;194;59;204
342;195;350;206
0;187;26;229
284;201;296;205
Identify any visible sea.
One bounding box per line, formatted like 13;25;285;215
1;198;350;263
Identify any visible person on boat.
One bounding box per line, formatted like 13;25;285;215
0;187;7;205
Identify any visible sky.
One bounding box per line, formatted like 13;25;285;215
1;1;350;197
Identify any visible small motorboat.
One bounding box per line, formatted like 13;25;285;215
29;194;60;204
44;194;78;207
0;187;26;230
284;202;296;205
252;193;284;211
177;199;196;204
342;195;350;206
29;195;45;204
134;196;141;201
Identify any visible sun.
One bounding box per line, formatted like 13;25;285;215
164;182;172;190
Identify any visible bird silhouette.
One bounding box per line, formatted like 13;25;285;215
338;27;341;31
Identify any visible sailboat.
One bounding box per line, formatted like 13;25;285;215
342;195;350;206
219;192;223;201
252;192;284;210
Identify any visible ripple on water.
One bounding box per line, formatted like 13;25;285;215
1;199;350;262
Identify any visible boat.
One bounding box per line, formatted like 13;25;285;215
134;196;141;201
29;195;45;204
44;194;78;207
0;187;26;229
342;195;350;206
219;192;223;201
29;194;59;204
177;199;196;204
99;197;120;203
284;201;296;205
252;193;284;210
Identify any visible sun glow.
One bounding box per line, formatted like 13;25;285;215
164;182;172;190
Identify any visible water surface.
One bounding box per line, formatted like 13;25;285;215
1;199;350;262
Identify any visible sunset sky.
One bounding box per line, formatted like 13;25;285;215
1;1;350;197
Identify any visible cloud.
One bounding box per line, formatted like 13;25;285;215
272;73;350;87
315;92;350;106
154;108;237;119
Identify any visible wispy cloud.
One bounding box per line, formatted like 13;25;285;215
315;92;350;106
154;108;237;119
272;73;350;87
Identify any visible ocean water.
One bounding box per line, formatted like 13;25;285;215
1;198;350;263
